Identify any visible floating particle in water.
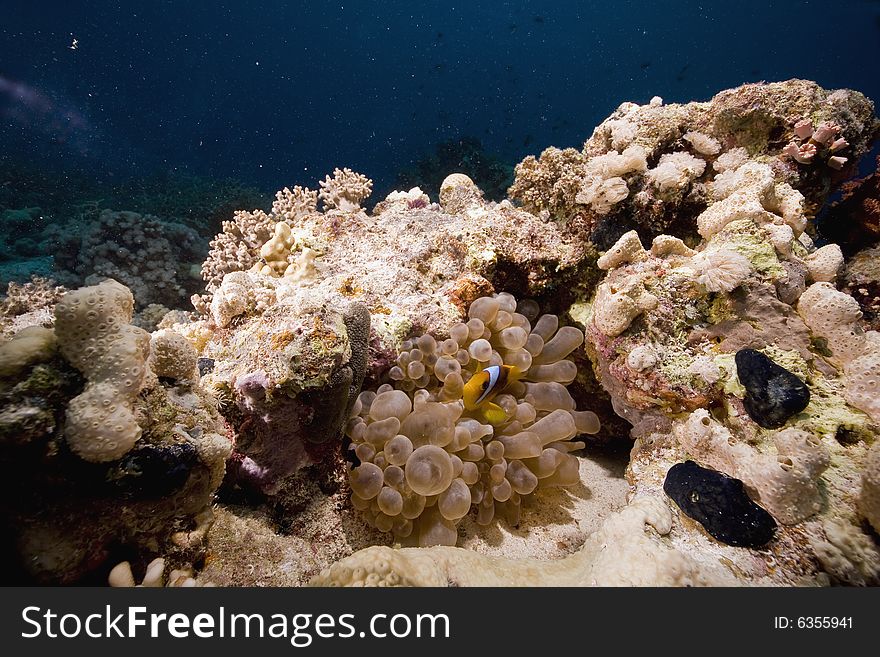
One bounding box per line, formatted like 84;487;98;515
735;348;810;429
664;460;777;548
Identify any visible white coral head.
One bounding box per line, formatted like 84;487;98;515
691;248;752;293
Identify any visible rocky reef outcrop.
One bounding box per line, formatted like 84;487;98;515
2;79;879;587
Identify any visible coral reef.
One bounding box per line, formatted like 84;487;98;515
821;156;880;254
319;168;373;212
345;292;599;546
109;557;215;587
509;80;877;249
182;166;605;497
51;209;205;308
0;279;230;583
55;280;151;462
4;79;880;588
0;276;66;338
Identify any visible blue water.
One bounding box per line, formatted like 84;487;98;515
3;0;879;196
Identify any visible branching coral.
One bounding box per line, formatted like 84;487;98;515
271;185;318;223
345;292;599;546
200;209;276;294
319;167;373;212
1;276;66;318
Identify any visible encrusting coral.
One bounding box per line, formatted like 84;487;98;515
345;292;599;546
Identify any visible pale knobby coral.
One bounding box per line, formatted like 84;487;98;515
592;231;660;337
55;280;151;462
209;270;277;328
860;442;880;533
674;410;830;524
319;167;373;212
803;244;844;283
257;220;314;278
345;292;599;546
596;230;648;270
150;329;199;384
700;162;806;239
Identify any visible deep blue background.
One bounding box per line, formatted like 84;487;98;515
2;0;879;195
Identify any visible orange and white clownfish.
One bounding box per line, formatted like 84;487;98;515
462;364;523;424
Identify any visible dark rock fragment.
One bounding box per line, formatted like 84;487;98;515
664;460;776;548
197;357;215;377
735;348;810;428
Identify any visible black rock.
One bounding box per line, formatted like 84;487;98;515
664;460;776;548
735;348;810;429
197;357;215;377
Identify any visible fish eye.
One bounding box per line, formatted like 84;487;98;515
481;381;489;390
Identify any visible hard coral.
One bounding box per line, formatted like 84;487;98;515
319;167;373;212
510;80;877;248
2;278;231;583
55;279;151;462
345;292;598;546
200;209;276;294
54;209;204;309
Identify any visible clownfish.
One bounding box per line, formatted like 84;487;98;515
462;364;523;425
